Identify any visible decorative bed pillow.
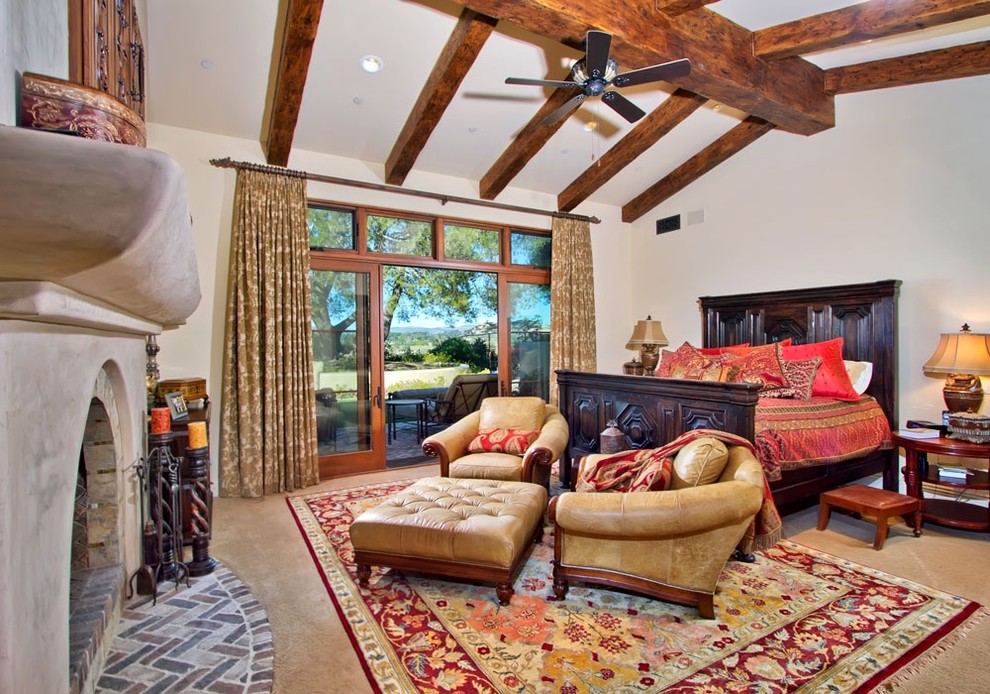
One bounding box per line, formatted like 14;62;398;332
782;338;859;400
761;357;822;399
844;360;874;395
699;343;749;356
468;428;539;455
658;342;726;381
721;343;787;388
670;437;729;489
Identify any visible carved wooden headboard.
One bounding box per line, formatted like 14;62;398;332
699;280;901;428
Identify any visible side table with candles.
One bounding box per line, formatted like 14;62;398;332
894;432;990;532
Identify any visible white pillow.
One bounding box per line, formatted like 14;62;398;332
844;360;873;395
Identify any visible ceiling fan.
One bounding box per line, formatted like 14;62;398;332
505;30;691;126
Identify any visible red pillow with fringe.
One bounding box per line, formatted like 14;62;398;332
468;428;539;455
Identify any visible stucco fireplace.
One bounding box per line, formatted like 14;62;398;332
0;125;200;693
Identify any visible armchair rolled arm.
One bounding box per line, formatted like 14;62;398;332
421;411;482;475
521;409;569;472
555;480;763;538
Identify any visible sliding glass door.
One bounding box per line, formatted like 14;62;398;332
310;260;385;477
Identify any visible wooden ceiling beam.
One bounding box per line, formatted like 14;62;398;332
656;0;722;16
557;89;708;212
385;10;498;185
437;0;834;136
621;117;775;223
479;88;581;200
826;40;990;93
262;0;324;166
755;0;990;61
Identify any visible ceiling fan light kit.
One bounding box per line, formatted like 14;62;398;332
505;30;691;126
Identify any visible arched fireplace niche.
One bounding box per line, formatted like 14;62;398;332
69;364;134;694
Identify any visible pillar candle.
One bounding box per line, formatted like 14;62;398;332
187;421;208;450
150;407;171;434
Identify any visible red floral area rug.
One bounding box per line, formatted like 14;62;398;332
287;481;983;693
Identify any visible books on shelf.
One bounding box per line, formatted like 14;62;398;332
897;427;941;439
938;467;969;480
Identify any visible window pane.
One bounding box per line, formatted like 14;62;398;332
383;265;499;386
510;231;551;268
444;224;500;263
308;206;355;250
367;215;432;256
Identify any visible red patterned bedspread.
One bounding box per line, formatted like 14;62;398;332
754;396;892;482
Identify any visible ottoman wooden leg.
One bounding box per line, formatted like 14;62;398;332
551;574;569;601
356;564;371;587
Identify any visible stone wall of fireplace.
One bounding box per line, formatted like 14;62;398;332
0;125;200;694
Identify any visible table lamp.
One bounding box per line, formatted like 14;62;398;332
625;316;668;377
922;323;990;413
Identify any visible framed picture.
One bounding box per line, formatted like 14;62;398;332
164;391;189;421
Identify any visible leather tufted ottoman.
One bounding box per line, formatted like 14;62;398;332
350;477;547;605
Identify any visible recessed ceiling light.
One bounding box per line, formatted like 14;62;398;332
200;59;214;70
360;55;384;73
352;96;363;105
583;121;598;132
468;127;478;133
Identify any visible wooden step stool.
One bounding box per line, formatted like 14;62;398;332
817;485;922;550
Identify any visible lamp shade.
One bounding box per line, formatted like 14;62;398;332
625;316;669;350
923;325;990;376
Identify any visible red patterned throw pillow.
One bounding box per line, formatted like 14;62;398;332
468;428;539;455
658;342;726;381
761;357;823;399
721;343;787;388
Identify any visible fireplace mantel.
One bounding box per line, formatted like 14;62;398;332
0;125;200;326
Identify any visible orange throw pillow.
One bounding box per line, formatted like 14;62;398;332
722;343;787;388
658;342;725;381
468;428;539;455
782;338;859;400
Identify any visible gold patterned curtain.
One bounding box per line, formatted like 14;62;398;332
549;216;597;406
219;168;319;497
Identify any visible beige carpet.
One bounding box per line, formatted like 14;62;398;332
210;464;989;693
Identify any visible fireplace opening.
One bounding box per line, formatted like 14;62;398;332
68;378;127;694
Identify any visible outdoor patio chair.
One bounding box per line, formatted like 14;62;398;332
422;373;499;430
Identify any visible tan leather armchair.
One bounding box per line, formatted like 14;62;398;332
422;396;569;488
551;442;765;618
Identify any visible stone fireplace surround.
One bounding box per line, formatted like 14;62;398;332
0;125;200;693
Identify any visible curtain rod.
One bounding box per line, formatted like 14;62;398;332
209;157;601;224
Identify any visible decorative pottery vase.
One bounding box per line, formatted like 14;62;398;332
600;419;625;454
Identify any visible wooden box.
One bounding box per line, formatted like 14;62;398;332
158;378;207;403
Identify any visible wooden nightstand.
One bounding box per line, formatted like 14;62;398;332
893;433;990;532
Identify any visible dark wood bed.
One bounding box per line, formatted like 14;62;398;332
556;279;901;515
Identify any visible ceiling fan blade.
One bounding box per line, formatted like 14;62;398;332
505;77;582;88
602;91;645;123
585;30;612;78
612;58;691;88
539;93;587;126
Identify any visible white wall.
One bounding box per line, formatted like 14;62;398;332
627;76;990;426
146;124;629;479
0;0;67;125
